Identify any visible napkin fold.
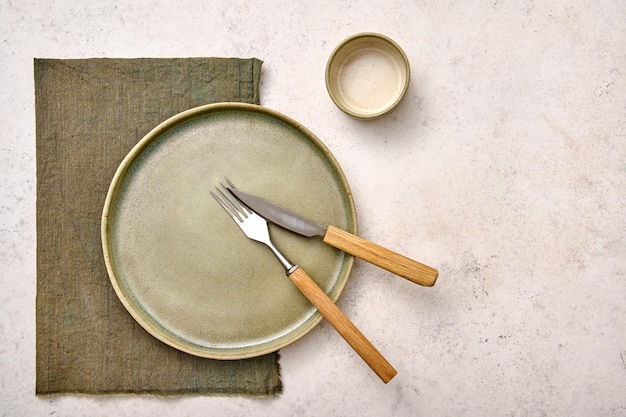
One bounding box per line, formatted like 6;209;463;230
35;57;282;396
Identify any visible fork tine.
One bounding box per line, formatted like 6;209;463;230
215;187;247;221
218;185;246;216
220;179;252;216
224;177;237;189
210;190;241;222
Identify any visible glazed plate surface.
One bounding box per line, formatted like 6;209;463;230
102;103;356;359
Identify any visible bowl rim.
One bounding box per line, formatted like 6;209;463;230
325;32;411;119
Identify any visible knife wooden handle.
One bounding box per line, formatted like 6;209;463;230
323;225;438;287
288;266;397;383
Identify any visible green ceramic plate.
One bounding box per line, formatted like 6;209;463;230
102;103;357;359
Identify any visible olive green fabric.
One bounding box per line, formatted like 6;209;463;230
35;57;282;396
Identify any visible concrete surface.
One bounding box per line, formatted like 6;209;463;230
1;0;624;415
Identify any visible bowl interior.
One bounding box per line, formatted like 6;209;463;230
326;34;410;119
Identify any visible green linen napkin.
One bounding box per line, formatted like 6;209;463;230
35;57;282;396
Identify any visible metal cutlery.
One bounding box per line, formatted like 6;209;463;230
228;187;438;287
211;180;397;383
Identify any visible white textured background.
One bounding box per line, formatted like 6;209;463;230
1;1;625;416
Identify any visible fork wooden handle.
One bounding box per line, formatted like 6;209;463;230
323;225;438;287
288;266;397;383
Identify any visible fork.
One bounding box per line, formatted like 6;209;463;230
212;180;397;383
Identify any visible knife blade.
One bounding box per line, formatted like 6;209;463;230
227;187;438;287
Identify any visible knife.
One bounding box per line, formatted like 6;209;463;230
227;187;438;287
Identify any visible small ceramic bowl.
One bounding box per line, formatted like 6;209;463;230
326;33;410;119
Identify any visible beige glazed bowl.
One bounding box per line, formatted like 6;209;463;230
326;33;410;119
